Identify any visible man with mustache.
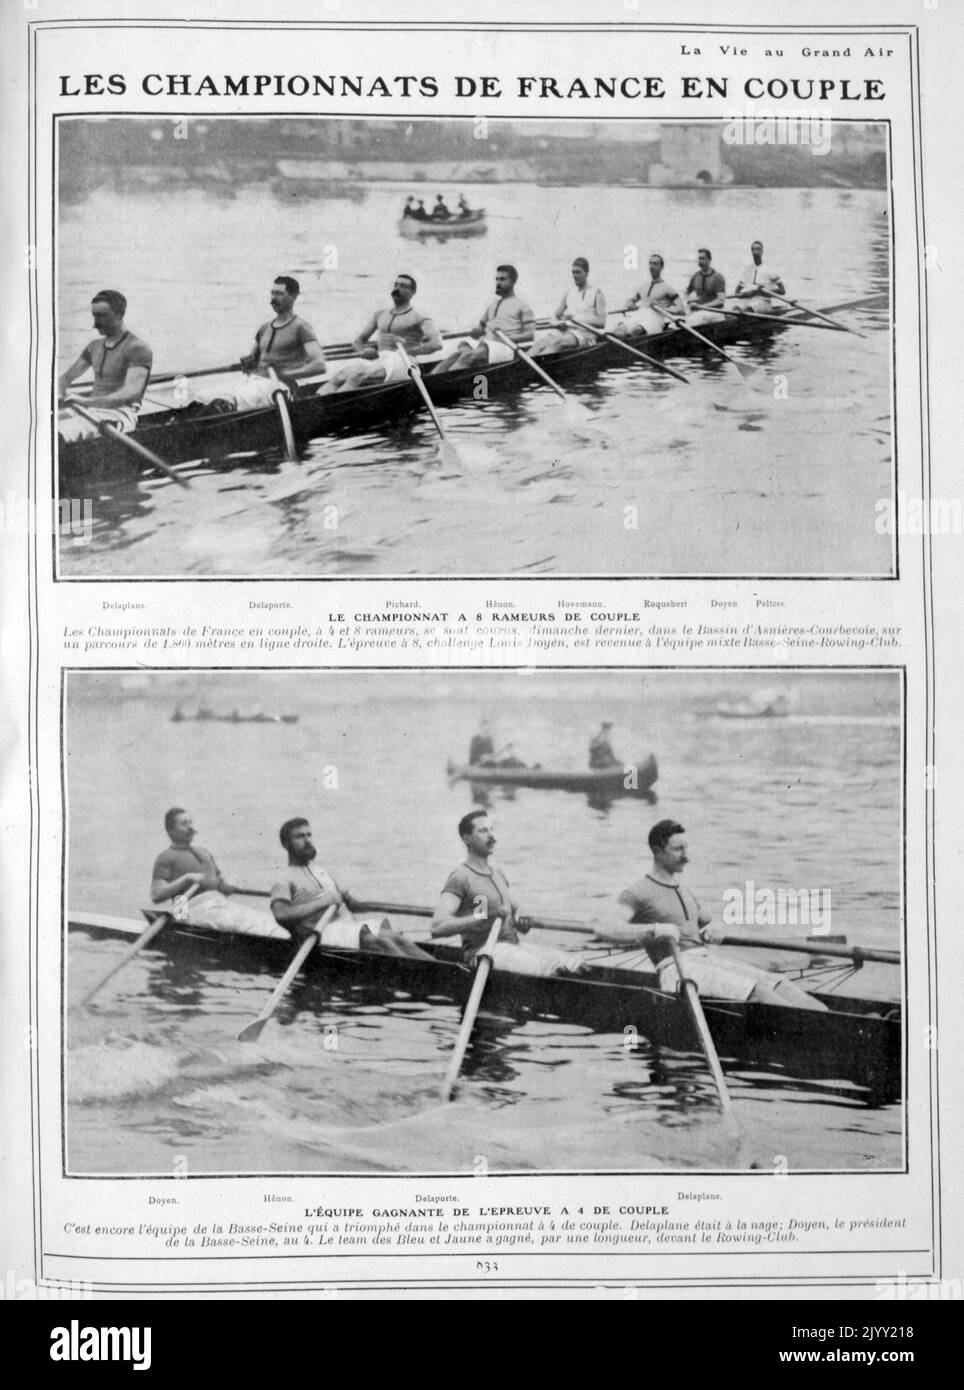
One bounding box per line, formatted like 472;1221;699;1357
58;289;153;444
318;274;442;393
151;807;286;937
270;817;431;958
431;265;535;373
595;819;826;1008
733;240;788;315
616;253;686;337
430;811;578;976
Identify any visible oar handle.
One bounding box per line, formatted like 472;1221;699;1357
65;402;190;488
440;916;503;1101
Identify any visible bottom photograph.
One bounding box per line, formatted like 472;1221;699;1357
64;667;903;1176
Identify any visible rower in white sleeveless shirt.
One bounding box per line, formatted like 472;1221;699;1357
733;240;788;314
531;258;607;355
615;254;686;337
318;274;443;393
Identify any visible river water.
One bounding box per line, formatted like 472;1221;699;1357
58;180;891;578
66;669;903;1175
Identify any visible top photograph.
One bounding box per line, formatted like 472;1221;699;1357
55;115;892;580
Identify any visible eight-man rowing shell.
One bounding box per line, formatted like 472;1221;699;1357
69;908;901;1101
446;753;658;799
59;296;883;489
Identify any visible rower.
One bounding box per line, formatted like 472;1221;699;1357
457;193;471;218
431;193;451;221
616;254;686;337
188;276;325;413
595;819;826;1009
270;818;431;958
589;721;620;770
402;196;416;219
413;199;429;222
733;240;787;314
531;258;607;355
430;811;579;975
431;265;535;374
468;719;496;767
58;290;153;444
318;275;443;394
151;808;281;936
685;248;727;326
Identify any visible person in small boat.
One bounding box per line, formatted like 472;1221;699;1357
615;254;686;337
150;807;280;936
187;276;325;413
531;258;607;355
733;240;787;315
468;720;496;766
431;811;579;976
431;193;451;221
402;196;416;219
413;199;429;221
270;817;431;958
318;274;443;393
589;721;620;769
684;247;727;326
58;289;153;444
431;265;535;373
457;193;471;218
594;819;827;1009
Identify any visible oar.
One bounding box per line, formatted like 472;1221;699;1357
718;304;841;332
766;292;866;338
491;328;594;422
653;307;763;386
669;941;733;1115
569;318;690;384
267;368;298;461
395;343;460;467
720;934;899;965
440;916;503;1100
64;402;189;488
80;884;199;1007
347;898;594;938
237;904;337;1043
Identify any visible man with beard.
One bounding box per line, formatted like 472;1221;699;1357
187;276;325;412
431;265;535;373
430;811;580;976
58;289;153;444
733;240;788;314
593;819;826;1008
318;274;443;393
270;817;431;958
150;807;287;937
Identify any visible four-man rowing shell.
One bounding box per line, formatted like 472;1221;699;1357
59;295;883;489
69;908;901;1101
447;753;658;799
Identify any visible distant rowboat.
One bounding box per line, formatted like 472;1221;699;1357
397;208;487;239
447;753;658;800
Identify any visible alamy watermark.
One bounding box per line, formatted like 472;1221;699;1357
722;880;831;933
723;107;832;156
876;493;964;535
0;492;92;545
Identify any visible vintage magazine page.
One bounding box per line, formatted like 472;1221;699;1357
2;0;963;1323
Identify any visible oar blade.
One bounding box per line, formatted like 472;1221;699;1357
237;1016;270;1044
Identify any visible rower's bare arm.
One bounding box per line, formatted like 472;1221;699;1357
151;871;204;904
88;364;150;408
554;295;568;321
430;891;474;939
58;357;90;398
353;315;380;359
589;291;607;328
417;317;443;356
302;338;326;370
271;890;341;926
240;339;260;372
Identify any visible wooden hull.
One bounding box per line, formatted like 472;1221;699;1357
398;210;487;238
58;308;793;491
69;911;901;1100
448;753;658;799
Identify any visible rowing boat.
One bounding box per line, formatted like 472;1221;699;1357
58;295;884;490
68;907;901;1101
397;209;487;239
446;753;658;800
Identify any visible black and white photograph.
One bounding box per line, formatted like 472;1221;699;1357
56;115;892;579
66;668;903;1176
